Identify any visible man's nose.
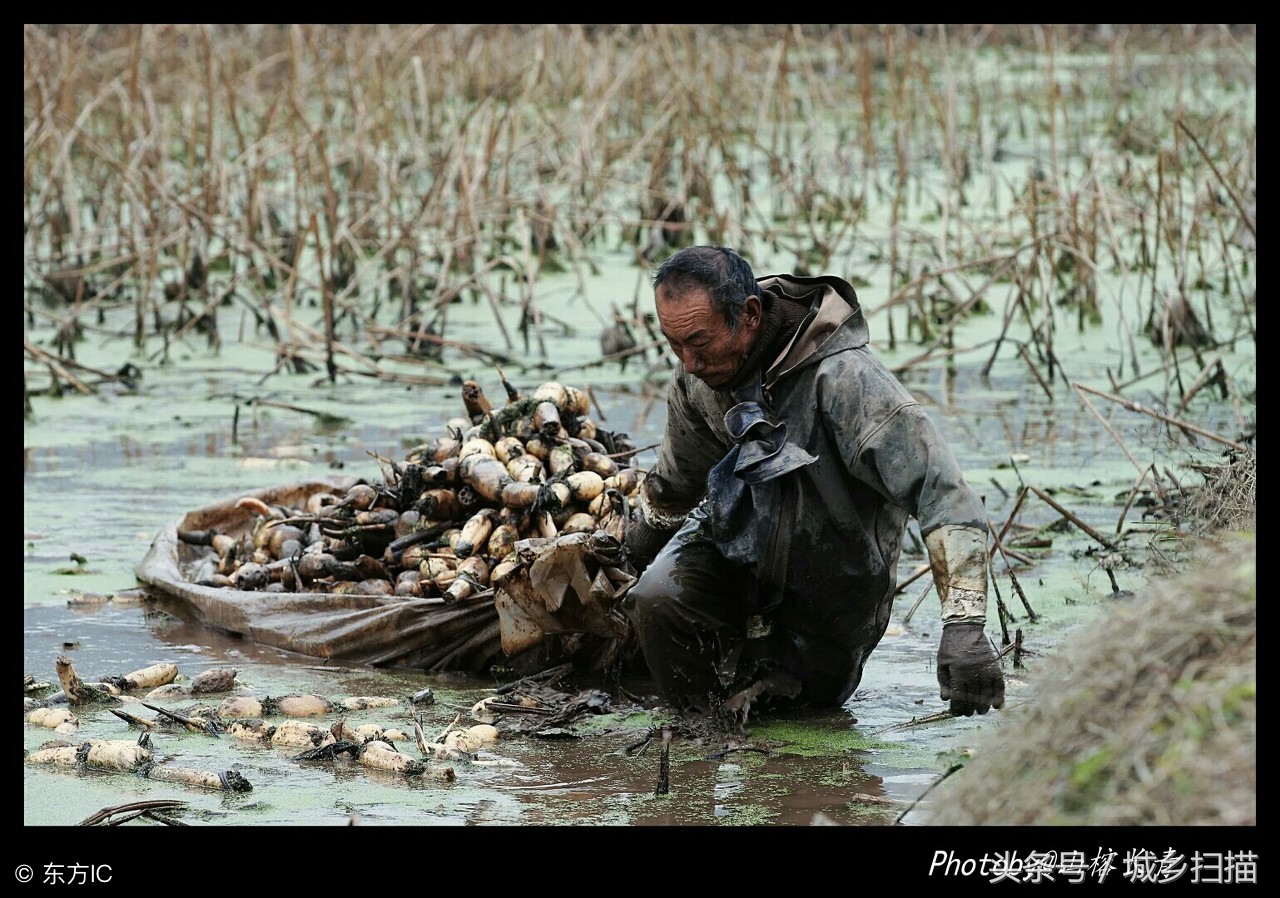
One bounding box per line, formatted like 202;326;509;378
681;348;702;372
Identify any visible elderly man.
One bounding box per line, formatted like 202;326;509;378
621;245;1004;720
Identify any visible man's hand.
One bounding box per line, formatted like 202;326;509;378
937;620;1005;716
623;513;675;575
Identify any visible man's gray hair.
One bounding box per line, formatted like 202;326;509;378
652;245;757;331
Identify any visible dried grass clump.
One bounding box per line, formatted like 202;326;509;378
1186;448;1256;535
925;532;1255;826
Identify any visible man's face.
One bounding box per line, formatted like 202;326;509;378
655;284;761;390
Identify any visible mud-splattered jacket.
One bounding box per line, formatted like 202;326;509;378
638;273;990;699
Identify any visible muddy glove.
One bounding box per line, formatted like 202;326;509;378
924;523;1004;716
623;513;677;574
937;620;1005;716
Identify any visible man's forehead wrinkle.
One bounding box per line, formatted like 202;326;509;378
660;311;712;336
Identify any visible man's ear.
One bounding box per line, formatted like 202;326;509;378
743;294;762;328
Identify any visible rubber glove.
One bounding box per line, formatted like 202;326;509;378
937;620;1005;716
623;512;676;574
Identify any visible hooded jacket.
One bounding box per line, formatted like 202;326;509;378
637;273;990;703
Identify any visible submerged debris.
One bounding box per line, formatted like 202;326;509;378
78;800;190;827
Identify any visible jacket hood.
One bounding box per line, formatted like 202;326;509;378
756;273;868;382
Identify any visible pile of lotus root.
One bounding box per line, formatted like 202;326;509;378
178;377;644;606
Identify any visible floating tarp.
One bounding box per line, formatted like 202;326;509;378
135;478;636;674
135;477;511;671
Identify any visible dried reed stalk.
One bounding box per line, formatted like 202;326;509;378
1029;486;1118;553
1073;382;1248;452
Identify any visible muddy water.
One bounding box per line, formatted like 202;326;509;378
23;246;1253;830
